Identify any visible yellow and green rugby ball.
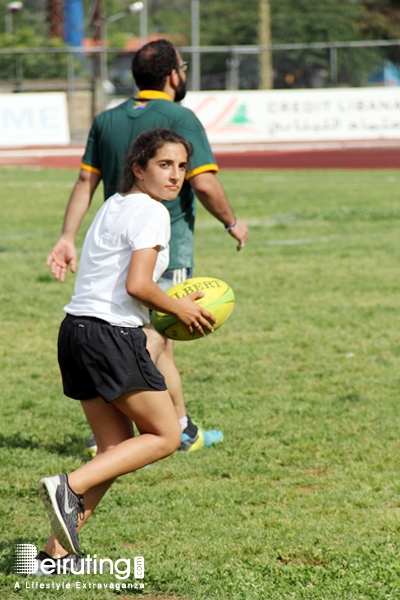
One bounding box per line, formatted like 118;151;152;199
152;276;235;341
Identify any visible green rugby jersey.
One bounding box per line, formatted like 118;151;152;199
81;90;218;269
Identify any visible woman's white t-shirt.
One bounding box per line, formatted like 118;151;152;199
64;192;170;327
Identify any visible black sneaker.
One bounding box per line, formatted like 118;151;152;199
38;473;84;556
33;551;86;576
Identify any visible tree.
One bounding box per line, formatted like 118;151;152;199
197;0;259;89
0;30;70;79
270;0;375;86
357;0;400;63
359;0;400;39
1;0;398;88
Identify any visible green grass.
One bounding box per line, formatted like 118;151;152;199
1;167;400;599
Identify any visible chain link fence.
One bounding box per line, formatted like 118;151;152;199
1;39;399;140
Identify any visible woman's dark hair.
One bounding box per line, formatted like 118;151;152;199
120;128;193;194
132;39;179;90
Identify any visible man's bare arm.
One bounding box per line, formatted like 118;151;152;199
46;168;101;281
189;172;249;249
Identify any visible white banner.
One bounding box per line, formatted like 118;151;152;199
183;87;400;144
0;92;70;147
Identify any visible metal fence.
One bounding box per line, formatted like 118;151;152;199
1;39;399;139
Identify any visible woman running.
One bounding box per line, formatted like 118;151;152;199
36;128;216;570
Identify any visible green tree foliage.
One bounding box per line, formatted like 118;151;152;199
0;28;92;81
198;0;259;89
272;0;363;45
357;0;400;62
0;30;68;80
0;0;398;87
200;0;258;45
149;0;191;45
269;0;382;86
4;0;49;36
359;0;400;39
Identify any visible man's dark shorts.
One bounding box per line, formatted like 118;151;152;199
58;315;167;403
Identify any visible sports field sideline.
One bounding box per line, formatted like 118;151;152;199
0;138;399;169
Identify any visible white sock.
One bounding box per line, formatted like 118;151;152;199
179;415;188;432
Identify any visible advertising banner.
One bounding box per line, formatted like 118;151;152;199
183;87;400;144
0;93;70;147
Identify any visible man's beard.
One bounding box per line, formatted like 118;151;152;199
174;74;187;103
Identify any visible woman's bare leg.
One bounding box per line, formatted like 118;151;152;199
43;388;180;556
44;395;134;556
68;389;180;493
43;389;179;556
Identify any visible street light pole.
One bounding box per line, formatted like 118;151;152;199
100;2;143;109
6;1;23;35
140;0;147;46
191;0;200;90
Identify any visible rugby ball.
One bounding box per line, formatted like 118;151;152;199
152;276;235;341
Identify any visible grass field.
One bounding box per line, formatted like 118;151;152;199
1;166;400;600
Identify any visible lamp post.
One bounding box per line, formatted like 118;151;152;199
100;2;143;107
191;0;200;90
140;0;147;46
6;1;23;35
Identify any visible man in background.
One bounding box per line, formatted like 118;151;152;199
47;39;248;454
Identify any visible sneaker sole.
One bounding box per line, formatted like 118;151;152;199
38;477;79;556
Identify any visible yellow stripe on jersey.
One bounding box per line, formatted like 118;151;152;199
81;163;101;175
186;163;219;180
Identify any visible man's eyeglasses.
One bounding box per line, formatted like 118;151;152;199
178;61;189;72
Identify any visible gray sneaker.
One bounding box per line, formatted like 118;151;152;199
38;473;84;556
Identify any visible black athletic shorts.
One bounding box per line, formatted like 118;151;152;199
58;314;167;403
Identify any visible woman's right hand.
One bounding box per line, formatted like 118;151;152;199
175;291;217;337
